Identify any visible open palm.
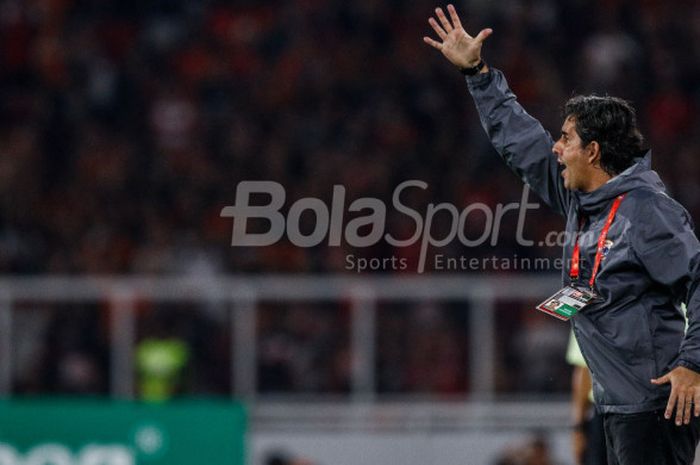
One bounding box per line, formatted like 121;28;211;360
423;4;492;70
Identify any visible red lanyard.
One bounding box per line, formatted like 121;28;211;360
570;194;625;289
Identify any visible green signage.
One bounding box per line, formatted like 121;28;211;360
0;399;246;465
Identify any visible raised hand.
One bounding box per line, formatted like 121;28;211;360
423;4;492;70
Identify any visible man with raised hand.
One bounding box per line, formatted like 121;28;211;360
424;5;700;465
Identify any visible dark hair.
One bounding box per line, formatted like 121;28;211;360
564;95;646;175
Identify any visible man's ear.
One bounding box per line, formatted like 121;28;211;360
586;141;601;166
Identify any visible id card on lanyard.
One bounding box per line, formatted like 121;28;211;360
536;194;625;321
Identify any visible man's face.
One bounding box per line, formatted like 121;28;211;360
552;117;592;191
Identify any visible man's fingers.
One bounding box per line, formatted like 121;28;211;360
447;4;463;30
684;394;693;424
423;36;443;51
665;389;678;420
651;374;669;385
475;28;494;43
694;390;700;417
435;7;453;33
675;391;686;425
428;17;447;40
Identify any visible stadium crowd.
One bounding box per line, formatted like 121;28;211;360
2;0;699;396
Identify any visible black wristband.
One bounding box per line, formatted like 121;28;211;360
460;60;486;76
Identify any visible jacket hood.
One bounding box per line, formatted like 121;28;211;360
575;150;666;214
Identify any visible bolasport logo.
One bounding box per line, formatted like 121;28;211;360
221;180;546;273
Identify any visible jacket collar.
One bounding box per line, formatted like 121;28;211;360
574;151;665;215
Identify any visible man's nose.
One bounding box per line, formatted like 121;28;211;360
552;142;561;156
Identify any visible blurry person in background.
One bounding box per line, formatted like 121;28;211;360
136;310;190;401
264;450;315;465
425;4;700;465
525;435;559;465
36;306;108;395
568;333;608;465
493;433;560;465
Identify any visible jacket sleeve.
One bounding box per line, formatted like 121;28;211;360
467;68;570;216
632;193;700;372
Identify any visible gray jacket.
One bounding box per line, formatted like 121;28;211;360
467;68;700;413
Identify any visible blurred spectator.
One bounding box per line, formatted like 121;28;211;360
264;450;315;465
136;333;190;401
494;433;562;465
257;302;351;393
32;304;109;394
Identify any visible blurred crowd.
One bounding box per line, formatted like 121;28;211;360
3;0;700;396
1;0;699;274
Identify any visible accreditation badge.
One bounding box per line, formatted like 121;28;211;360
535;286;598;321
